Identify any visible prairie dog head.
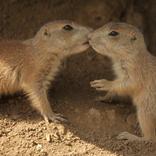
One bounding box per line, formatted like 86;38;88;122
33;20;92;56
89;22;147;59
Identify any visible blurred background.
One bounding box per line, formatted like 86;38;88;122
0;0;155;52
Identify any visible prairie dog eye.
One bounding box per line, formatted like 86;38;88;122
63;25;73;31
108;31;119;36
131;36;137;41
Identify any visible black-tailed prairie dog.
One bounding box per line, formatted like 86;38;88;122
0;20;92;123
89;22;156;141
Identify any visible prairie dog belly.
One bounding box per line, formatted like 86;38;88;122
0;63;21;94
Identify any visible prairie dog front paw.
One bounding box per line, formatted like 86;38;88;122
90;79;113;91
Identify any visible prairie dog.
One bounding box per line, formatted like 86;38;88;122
0;20;92;123
89;22;156;142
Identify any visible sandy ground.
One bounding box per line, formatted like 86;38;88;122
1;91;156;156
0;0;156;156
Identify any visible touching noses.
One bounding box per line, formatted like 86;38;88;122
87;27;94;37
88;31;95;43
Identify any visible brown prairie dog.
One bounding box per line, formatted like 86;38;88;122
89;22;156;142
0;20;92;123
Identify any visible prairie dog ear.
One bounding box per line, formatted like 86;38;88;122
43;28;51;37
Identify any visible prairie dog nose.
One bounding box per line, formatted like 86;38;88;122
88;32;93;39
88;32;95;43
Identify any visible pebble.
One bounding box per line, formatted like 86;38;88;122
36;144;43;151
45;133;51;143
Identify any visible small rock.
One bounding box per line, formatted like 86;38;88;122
45;133;51;143
41;152;48;156
36;144;43;151
65;141;72;146
66;131;74;140
53;131;61;140
32;141;38;146
57;125;65;135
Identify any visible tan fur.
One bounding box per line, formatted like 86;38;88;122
0;20;92;123
89;22;156;141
